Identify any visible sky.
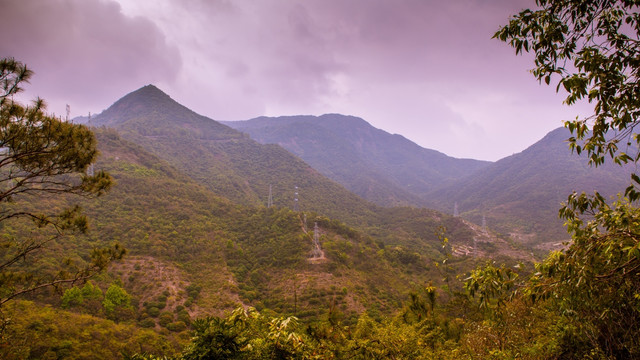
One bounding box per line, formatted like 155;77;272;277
1;0;594;161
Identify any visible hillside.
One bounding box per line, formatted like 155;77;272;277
61;128;515;322
69;93;523;317
2;128;428;324
425;127;634;247
222;115;490;207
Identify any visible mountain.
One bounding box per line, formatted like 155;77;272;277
80;84;536;293
425;127;634;247
221;113;632;249
222;114;491;207
89;85;377;224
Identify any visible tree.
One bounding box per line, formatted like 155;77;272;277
60;280;103;314
0;57;123;308
493;1;640;357
495;0;640;196
103;283;133;321
181;308;255;360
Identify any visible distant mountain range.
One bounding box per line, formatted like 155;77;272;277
83;85;539;258
222;115;490;207
84;83;633;249
222;114;633;246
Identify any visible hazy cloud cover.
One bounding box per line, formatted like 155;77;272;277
0;0;181;115
1;0;593;160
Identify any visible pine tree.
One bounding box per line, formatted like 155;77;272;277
0;58;123;308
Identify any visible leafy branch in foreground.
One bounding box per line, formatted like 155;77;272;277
526;196;640;357
0;57;121;308
488;1;640;357
495;0;640;175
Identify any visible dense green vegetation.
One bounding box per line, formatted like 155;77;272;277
124;193;640;359
2;300;179;359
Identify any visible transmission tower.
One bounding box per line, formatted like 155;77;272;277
267;184;273;208
294;186;299;212
303;213;307;232
314;222;319;241
66;104;71;122
453;202;459;217
311;222;322;258
482;214;487;230
474;236;478;256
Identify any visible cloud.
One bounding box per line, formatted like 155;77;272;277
124;0;576;159
0;0;181;116
2;0;584;160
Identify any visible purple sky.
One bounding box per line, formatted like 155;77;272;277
1;0;593;161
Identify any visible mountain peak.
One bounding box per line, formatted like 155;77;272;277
92;84;189;127
112;84;174;109
132;84;172;99
91;84;240;140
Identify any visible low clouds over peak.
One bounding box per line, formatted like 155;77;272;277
0;0;181;116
